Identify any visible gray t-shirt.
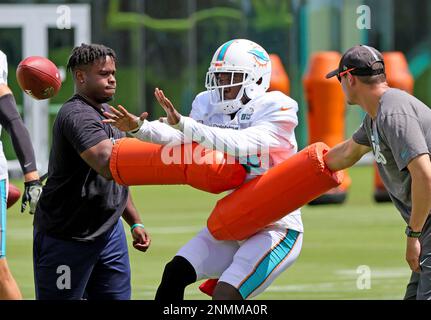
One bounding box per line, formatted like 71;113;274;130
353;88;431;223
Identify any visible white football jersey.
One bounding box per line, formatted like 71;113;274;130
0;50;7;85
133;90;303;232
0;50;8;180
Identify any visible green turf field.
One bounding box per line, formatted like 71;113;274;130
6;165;409;300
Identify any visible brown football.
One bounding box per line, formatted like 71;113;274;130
16;56;61;100
7;183;21;209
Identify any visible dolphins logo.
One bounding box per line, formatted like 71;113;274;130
248;49;270;67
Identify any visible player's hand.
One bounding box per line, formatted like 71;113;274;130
154;88;182;125
21;179;43;214
103;105;148;132
406;237;421;273
131;225;151;252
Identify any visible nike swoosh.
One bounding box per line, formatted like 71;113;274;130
24;163;33;168
280;107;291;111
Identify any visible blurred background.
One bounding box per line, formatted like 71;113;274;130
1;0;430;161
0;0;430;299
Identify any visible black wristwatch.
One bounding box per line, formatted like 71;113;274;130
405;226;422;238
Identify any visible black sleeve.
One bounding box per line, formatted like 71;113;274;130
0;94;37;174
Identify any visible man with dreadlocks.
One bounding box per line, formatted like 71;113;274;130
33;43;151;300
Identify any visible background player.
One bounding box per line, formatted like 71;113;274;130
0;50;42;299
104;39;303;300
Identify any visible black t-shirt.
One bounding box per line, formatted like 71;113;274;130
34;94;129;242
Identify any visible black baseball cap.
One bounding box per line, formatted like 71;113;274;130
326;45;385;79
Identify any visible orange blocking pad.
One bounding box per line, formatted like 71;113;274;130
109;138;247;194
208;142;343;241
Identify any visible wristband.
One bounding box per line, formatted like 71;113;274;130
405;226;422;238
131;223;145;233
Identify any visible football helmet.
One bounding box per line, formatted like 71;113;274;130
205;39;272;114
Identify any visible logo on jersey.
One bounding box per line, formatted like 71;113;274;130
371;122;387;165
400;149;410;162
280;107;291;111
372;147;387;164
248;49;270;67
371;136;387;165
211;123;239;130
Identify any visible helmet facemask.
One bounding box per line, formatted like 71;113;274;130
205;69;253;114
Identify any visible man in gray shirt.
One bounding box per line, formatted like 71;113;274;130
324;45;431;300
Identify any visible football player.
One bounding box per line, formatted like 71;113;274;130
104;39;304;300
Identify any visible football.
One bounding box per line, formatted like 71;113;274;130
7;183;21;209
16;56;62;100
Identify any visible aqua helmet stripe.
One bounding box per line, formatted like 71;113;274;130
216;40;235;61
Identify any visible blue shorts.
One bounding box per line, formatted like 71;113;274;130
0;179;7;259
33;219;131;300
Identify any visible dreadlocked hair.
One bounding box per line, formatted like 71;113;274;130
66;43;117;73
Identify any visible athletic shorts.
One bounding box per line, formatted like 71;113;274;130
177;226;303;299
0;179;8;259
